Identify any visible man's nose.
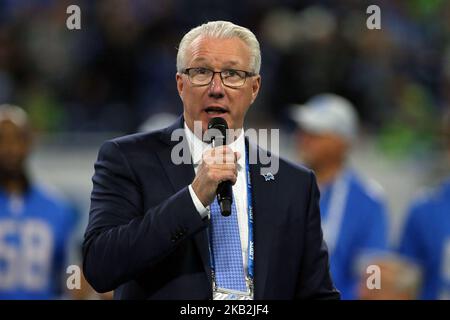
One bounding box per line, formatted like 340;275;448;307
208;72;225;98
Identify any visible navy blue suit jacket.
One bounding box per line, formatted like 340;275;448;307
83;116;339;300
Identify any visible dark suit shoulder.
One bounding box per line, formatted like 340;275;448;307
105;116;184;154
110;130;163;147
278;155;313;179
102;128;175;157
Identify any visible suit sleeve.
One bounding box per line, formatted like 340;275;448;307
82;140;208;293
295;171;341;300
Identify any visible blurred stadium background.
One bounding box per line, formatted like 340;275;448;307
1;0;449;298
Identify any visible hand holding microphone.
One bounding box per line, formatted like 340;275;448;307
191;118;239;216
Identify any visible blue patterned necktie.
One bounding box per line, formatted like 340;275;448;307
209;196;247;292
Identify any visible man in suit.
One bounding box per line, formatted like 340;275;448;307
83;21;339;300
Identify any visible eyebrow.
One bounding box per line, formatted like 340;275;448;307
190;57;241;68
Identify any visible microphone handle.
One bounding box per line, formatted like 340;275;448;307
212;138;233;216
217;181;232;216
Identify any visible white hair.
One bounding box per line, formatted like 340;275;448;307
176;21;261;74
0;104;29;128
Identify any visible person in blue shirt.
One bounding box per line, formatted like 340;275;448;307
398;110;450;300
0;104;76;299
291;93;389;299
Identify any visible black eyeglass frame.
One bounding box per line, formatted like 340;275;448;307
181;67;257;88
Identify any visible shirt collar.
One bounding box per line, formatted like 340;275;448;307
183;122;246;170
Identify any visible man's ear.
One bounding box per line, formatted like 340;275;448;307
251;75;261;104
176;73;184;100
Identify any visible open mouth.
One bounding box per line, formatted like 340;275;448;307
204;106;228;115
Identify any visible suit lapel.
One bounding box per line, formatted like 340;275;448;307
156;116;212;286
247;140;278;299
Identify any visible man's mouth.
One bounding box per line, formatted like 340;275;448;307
204;106;228;115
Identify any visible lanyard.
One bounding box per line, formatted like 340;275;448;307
322;170;349;255
246;149;254;285
208;146;254;293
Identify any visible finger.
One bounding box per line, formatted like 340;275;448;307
216;174;237;185
211;145;233;156
202;155;234;166
213;168;238;181
209;162;237;172
222;152;237;164
209;152;236;165
204;146;231;163
203;150;229;165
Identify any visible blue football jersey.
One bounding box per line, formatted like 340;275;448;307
0;185;76;299
320;169;388;299
398;179;450;300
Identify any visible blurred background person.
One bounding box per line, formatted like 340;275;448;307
290;93;389;299
0;104;76;299
397;109;450;300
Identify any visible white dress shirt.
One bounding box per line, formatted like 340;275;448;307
185;122;249;275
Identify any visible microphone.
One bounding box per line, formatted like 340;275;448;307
208;117;232;217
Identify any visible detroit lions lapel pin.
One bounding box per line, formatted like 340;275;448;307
262;172;275;181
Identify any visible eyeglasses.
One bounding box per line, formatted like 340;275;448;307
182;67;256;88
